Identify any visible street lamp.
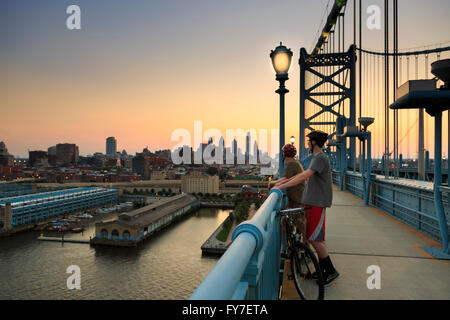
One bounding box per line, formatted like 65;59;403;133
270;42;293;177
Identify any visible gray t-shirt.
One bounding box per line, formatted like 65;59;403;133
302;152;333;208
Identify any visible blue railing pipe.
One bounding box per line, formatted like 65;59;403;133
190;189;283;300
190;232;257;300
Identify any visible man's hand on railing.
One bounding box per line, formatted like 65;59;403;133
270;187;281;193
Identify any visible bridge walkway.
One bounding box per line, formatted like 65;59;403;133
281;186;450;300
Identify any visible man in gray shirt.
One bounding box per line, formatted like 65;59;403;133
273;130;339;286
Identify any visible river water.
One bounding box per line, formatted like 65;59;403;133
0;208;229;300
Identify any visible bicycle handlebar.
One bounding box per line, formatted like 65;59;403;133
277;207;312;215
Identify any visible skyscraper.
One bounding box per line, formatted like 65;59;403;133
253;141;259;164
0;142;14;167
55;143;78;165
245;131;251;165
106;137;117;156
246;131;250;157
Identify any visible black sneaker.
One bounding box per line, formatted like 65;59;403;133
323;270;340;286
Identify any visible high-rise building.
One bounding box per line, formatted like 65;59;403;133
245;131;251;165
106;137;117;156
55;143;78;165
47;146;57;166
132;153;150;180
246;132;250;156
0;142;14;167
232;139;238;161
28;151;48;167
253;141;259;164
48;146;56;156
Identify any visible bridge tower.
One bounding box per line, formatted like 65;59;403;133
299;45;357;168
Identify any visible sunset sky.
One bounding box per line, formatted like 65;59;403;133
1;0;449;158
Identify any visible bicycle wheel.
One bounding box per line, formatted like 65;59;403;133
290;242;324;300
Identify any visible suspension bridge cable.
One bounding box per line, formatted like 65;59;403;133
310;0;332;53
356;46;450;57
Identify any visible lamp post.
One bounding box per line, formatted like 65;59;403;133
270;42;293;178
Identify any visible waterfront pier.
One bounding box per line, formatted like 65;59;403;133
91;194;199;247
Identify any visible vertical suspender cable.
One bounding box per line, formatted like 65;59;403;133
393;0;399;178
380;53;384;161
384;0;390;178
365;52;368;121
372;55;380;160
415;54;425;180
372;53;375;119
342;10;345;130
399;55;403;159
342;10;345;52
415;55;419;79
425;54;429;154
407;56;411;159
359;0;362;171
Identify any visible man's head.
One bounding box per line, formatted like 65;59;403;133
306;130;328;152
282;144;297;159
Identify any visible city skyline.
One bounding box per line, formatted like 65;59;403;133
1;0;449;158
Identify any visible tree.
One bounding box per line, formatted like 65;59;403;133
133;188;138;195
206;166;219;176
219;170;227;181
151;188;155;195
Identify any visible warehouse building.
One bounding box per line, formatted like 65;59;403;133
0;187;118;233
92;194;199;246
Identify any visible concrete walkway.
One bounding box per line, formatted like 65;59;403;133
281;186;450;300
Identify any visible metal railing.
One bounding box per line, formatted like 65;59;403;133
190;189;284;300
332;170;450;243
372;179;449;242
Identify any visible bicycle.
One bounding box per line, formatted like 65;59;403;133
277;207;324;300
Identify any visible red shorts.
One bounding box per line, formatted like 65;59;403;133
305;205;326;241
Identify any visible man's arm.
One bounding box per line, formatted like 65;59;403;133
268;176;287;190
274;169;316;190
274;175;295;187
